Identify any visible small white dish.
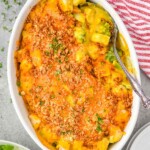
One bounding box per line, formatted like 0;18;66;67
127;122;150;150
7;0;141;150
0;140;29;150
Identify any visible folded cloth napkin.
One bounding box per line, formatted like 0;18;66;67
108;0;150;78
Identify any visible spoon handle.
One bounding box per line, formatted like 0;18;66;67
113;25;150;109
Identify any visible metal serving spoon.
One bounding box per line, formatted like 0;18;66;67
112;22;150;109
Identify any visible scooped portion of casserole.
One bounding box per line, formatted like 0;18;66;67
15;0;133;149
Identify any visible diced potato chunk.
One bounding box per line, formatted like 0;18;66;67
112;85;127;96
16;49;26;62
82;7;95;24
20;75;33;92
115;103;130;124
115;109;129;123
22;31;31;41
76;48;87;62
109;71;123;86
94;6;112;22
29;114;41;129
91;33;110;46
58;0;73;12
88;44;99;59
46;0;59;12
97;138;109;150
73;0;86;6
57;139;70;150
109;125;123;143
77;92;86;105
30;49;42;67
66;95;75;107
20;59;32;73
74;27;86;43
74;13;85;23
117;34;129;55
39;127;58;143
72;140;83;150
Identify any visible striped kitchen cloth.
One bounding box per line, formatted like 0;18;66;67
108;0;150;78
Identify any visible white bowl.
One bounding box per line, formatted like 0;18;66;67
0;140;29;150
7;0;141;150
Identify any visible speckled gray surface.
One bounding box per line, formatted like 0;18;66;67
0;1;150;150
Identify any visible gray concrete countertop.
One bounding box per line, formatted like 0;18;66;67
0;1;150;150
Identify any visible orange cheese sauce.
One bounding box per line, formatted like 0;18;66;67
15;0;133;149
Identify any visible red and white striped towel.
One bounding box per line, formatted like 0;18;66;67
108;0;150;78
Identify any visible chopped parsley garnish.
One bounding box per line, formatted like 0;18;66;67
96;113;103;132
0;62;3;68
65;57;69;62
96;123;102;132
44;51;50;56
96;113;103;123
49;37;63;54
3;26;12;32
9;18;13;22
55;58;62;64
55;70;61;76
1;47;4;52
60;130;72;135
1;12;6;20
3;26;8;30
18;92;21;96
50;94;55;99
82;107;85;113
14;0;22;5
1;0;9;5
16;80;21;87
80;69;83;75
39;100;45;106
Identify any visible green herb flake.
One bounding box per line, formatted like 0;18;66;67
96;124;102;132
1;12;6;20
2;0;8;4
3;26;12;32
44;51;50;56
96;113;103;123
55;58;62;64
55;70;61;76
39;100;45;106
60;130;72;135
0;62;3;68
18;92;21;96
16;80;21;87
80;69;83;75
65;57;69;62
1;47;4;52
82;107;85;113
3;26;8;30
95;113;103;132
6;4;12;9
14;0;22;5
50;94;55;99
9;18;13;22
49;37;63;54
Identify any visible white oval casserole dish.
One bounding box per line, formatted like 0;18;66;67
7;0;141;150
